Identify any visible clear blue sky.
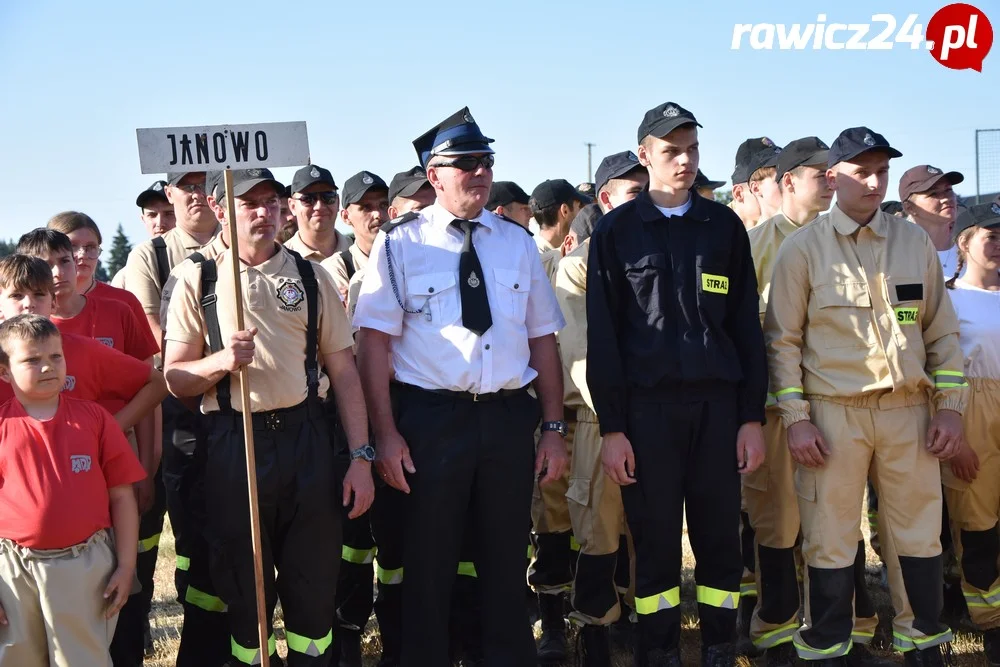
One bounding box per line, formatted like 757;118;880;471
1;0;997;259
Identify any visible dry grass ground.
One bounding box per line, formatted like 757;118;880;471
143;504;990;666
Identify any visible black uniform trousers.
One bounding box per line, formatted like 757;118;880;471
395;384;540;667
622;385;743;657
205;401;341;667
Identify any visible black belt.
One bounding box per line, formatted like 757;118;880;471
211;400;316;432
396;382;527;403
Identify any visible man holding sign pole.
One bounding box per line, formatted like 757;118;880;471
164;167;373;666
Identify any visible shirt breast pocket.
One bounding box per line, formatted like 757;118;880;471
812;282;877;349
624;253;668;313
886;277;924;347
493;268;529;322
405;271;459;325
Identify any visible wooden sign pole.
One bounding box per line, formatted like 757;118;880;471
223;168;271;667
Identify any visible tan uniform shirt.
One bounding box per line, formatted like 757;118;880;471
165;245;353;413
160;234;229;328
110;268;126;289
748;211;805;326
319;243;370;305
554;239;590;412
124;225;220;316
764;205;967;426
282;229;352;262
535;234;561;286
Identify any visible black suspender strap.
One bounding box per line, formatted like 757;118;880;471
151;236;169;289
339;249;356;282
287;250;320;405
197;253;232;414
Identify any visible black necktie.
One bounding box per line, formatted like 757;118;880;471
453;219;492;336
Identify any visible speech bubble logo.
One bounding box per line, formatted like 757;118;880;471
927;3;993;71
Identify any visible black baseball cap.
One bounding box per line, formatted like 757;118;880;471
570;203;603;243
954;201;1000;239
577;182;597;198
487;181;530;210
637;102;701;144
204;171;223;200
595;151;644;193
732;137;779;184
342;171;388;207
166;172;205;187
828;127;902;167
693;170;725;191
229;168;283;198
290;165;337;195
776;137;830;179
136;180;169;208
388;166;430;203
530;179;592;212
748;146;783;179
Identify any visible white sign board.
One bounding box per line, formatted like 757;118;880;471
136;121;309;174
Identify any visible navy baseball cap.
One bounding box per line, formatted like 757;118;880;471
776;137;830;179
637;102;701;144
487;181;530;210
229;168;283;198
693;170;726;191
530;179;592;213
731;137;778;184
828;127;902;167
136;180;169;208
595;151;644;193
290;165;337;195
954;201;1000;238
388;166;430;203
413;107;495;169
342;171;388;207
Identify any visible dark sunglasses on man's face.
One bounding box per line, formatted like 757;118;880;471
434;155;495;172
293;192;339;206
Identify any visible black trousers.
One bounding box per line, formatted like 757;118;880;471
206;402;341;667
396;385;540;667
622;386;742;655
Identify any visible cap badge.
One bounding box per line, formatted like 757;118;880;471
276;279;305;309
663;105;679;118
992;203;1000;216
310;167;320;178
464;111;474;123
774;148;782;154
927;166;941;175
247;168;263;177
153;183;162;191
761;137;774;147
863;133;876;147
467;270;481;289
362;174;374;185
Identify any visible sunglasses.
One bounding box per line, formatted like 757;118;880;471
433;155;495;172
292;192;339;206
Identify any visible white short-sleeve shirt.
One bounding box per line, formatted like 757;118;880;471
950;279;1000;379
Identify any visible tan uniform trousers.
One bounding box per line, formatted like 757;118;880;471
795;393;950;657
567;407;627;624
0;529;118;667
531;418;576;535
529;418;577;594
943;378;1000;630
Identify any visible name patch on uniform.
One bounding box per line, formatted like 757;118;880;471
276;279;304;312
701;273;729;294
895;307;919;324
895;283;923;301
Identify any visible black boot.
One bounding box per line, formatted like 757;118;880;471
763;642;797;667
902;645;946;667
577;625;611;667
702;642;735;667
608;609;634;652
985;628;1000;667
143;617;154;657
846;644;895;667
335;628;363;667
642;647;681;667
537;594;568;664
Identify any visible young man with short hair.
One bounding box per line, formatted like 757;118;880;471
284;164;353;261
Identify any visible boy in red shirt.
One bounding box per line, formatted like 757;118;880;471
0;314;146;666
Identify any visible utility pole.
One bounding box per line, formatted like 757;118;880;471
585;142;596;182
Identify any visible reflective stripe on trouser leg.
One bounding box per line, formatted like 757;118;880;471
957;527;1000;628
751;545;800;648
336;512;376;632
231;634;277;665
286;629;333;658
867;401;951;652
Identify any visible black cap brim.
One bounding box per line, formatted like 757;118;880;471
393;179;429;201
643;118;702;142
698;179;726;190
136;191;168;208
233;178;284;198
830;146;903;167
777;149;830;179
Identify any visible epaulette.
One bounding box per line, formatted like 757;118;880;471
497;213;533;235
380;211;420;234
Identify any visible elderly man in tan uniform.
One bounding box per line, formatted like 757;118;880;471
552;150;647;666
283;164;353;261
765;127;968;667
163;168;374;667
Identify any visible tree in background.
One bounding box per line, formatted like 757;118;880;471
714;189;733;206
0;240;15;258
107;224;132;278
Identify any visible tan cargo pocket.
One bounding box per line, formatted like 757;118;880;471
742;464;769;493
794;467;817;502
567;477;592;508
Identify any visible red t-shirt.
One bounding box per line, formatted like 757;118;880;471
0;333;150;415
89;281;154;345
0;396;146;549
52;295;158;361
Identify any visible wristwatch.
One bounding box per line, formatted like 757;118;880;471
541;420;569;437
350;444;376;463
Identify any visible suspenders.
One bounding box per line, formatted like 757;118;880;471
151;236;170;289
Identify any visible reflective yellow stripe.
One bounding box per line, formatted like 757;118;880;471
696;585;739;609
138;533;161;553
739;581;757;597
342;545;376;565
635;587;680;615
231;634;276;664
911;629;954;649
457;561;478;578
527;544;534;560
570;536;581;552
765;393;777;407
377;564;404;585
894;307;918;324
176;555;190;571
286;629;333;656
185;586;227;612
933;370;968;388
753;622;798;649
793;638;851;659
852;630;875;644
775;387;804;401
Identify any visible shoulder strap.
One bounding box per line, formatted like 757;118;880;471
496;212;533;234
379;210;419;235
152;237;169;289
286;249;320;404
197;253;231;413
338;250;355;281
